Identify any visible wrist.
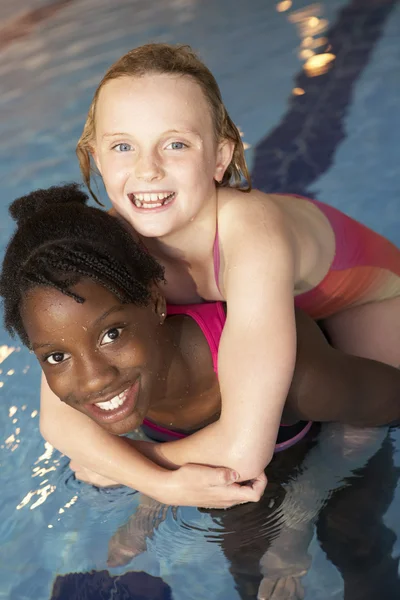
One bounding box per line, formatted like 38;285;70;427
128;439;180;470
150;469;180;505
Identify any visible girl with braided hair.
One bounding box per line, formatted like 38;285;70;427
70;42;400;493
1;183;400;506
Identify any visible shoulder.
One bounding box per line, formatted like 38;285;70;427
217;188;295;257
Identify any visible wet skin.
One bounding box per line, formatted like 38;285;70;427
21;278;400;440
93;74;227;241
21;279;220;436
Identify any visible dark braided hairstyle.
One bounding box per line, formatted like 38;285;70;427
0;183;165;347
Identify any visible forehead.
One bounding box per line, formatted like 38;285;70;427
95;73;214;135
20;281;123;339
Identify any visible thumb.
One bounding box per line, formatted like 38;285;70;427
211;467;240;486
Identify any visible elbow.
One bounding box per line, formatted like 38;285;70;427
221;446;273;482
235;460;270;483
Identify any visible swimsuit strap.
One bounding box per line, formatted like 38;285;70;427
213;221;222;294
166;303;225;374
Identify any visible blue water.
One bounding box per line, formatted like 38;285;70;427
1;1;400;598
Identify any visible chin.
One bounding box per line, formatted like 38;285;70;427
134;221;176;239
100;415;142;437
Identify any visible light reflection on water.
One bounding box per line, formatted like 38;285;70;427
1;0;400;598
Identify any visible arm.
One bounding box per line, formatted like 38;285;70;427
40;374;264;506
152;199;297;480
40;374;172;492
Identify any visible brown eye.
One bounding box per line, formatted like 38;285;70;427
46;352;68;365
101;327;123;345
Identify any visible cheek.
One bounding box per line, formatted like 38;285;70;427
173;156;215;187
120;334;155;366
98;151;127;183
42;370;70;404
102;160;125;185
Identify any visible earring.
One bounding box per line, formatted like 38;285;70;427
160;311;166;323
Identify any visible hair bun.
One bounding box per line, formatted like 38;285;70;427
9;183;89;225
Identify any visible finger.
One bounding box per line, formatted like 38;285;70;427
210;467;239;487
257;472;268;484
230;482;264;503
207;484;262;507
250;476;267;498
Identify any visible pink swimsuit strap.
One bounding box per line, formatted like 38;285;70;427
213;222;222;295
166;302;226;374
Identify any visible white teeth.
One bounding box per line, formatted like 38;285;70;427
131;192;174;208
95;389;128;411
143;202;162;208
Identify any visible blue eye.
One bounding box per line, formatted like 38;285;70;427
114;143;132;152
166;141;187;150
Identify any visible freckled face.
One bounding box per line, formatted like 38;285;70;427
92;73;222;238
21;280;164;435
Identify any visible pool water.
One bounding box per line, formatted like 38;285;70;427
1;1;400;598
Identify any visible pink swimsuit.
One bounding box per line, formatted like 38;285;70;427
293;196;400;319
142;302;312;452
213;194;400;320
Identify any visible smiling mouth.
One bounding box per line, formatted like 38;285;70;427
85;379;140;424
95;390;128;411
127;191;176;209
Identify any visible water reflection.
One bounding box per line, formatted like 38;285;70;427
103;424;397;599
1;0;399;597
278;1;336;75
253;0;398;196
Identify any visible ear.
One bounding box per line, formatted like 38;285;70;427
214;138;235;183
152;287;167;324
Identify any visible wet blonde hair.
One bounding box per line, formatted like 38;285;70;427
77;43;251;203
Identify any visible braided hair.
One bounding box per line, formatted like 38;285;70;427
0;183;165;346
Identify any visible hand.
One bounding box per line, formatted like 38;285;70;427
107;495;165;567
157;463;267;508
69;459;120;487
258;576;305;600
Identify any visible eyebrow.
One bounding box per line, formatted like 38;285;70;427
93;304;126;327
102;132;130;140
32;304;126;351
102;128;202;140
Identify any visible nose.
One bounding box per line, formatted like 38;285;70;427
76;351;119;401
135;150;164;182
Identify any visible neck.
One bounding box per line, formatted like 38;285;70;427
149;316;194;409
146;311;218;422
